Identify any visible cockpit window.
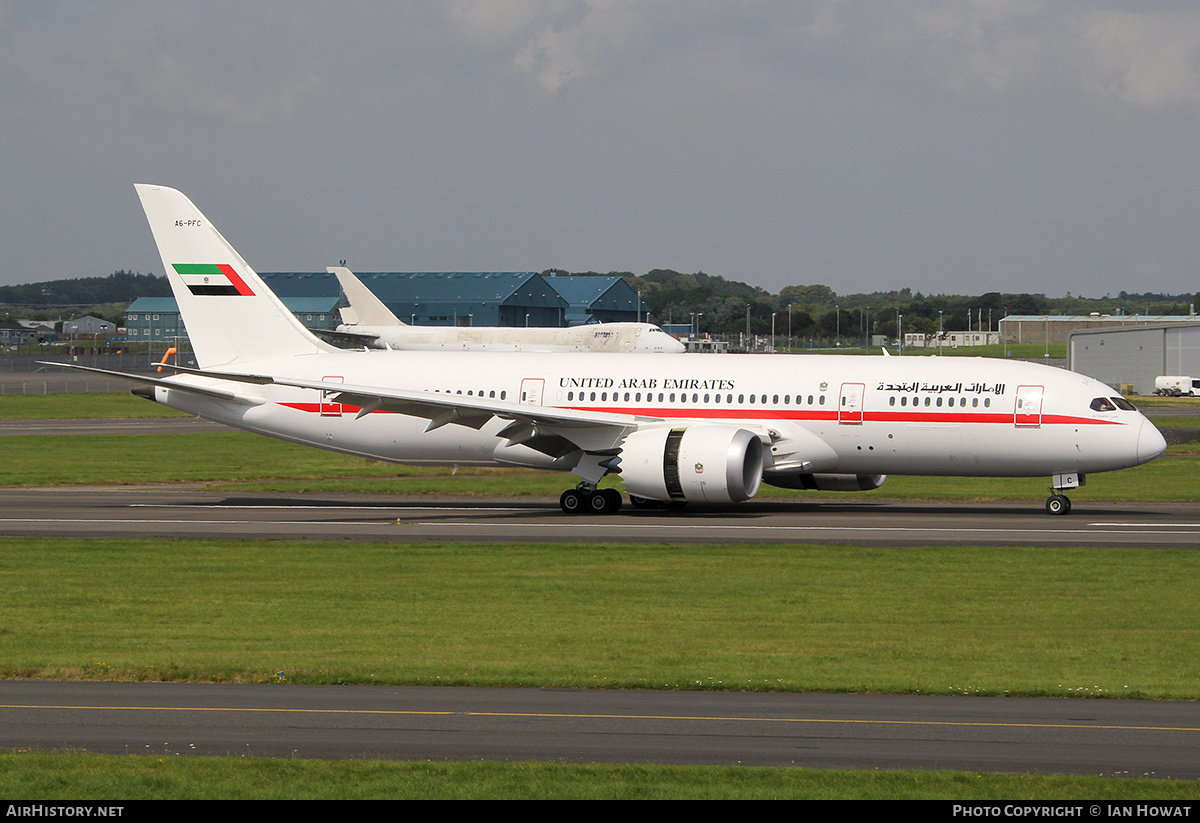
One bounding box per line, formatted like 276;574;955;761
1091;396;1136;412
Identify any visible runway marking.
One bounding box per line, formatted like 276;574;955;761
3;517;1200;539
2;703;1198;734
1089;522;1200;528
412;521;1200;536
127;504;528;512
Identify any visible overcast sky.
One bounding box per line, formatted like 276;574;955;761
4;1;1200;299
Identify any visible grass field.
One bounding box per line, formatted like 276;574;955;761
2;753;1197;800
3;537;1197;697
2;392;1198;798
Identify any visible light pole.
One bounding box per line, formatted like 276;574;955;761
938;310;943;355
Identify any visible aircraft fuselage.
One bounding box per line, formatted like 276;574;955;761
154;348;1163;480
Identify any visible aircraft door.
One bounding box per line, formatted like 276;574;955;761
1014;385;1044;428
839;383;865;424
520;378;545;406
320;376;344;417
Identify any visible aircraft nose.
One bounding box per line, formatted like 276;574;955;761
1138;419;1168;464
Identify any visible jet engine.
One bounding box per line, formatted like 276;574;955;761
616;425;766;504
764;473;887;492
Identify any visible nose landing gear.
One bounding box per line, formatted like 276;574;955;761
1045;493;1071;515
1045;473;1084;515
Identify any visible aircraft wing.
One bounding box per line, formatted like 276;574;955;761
39;361;267;406
267;373;651;455
44;360;654;457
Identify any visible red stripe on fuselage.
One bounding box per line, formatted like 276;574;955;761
276;401;1121;428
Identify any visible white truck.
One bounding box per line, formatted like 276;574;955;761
1154;375;1200;396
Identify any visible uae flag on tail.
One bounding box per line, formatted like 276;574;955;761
173;263;256;296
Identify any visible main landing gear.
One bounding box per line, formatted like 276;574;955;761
559;484;623;514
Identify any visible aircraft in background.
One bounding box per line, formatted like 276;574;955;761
324;265;685;353
50;185;1166;515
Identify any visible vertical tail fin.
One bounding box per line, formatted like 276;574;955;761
135;184;337;368
328;266;403;326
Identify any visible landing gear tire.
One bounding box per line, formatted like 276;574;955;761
1045;494;1072;516
589;488;623;514
560;487;623;514
559;489;587;514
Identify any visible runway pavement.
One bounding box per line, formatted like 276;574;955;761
2;681;1198;777
2;484;1200;547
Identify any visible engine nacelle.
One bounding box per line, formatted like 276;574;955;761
764;472;887;492
616;425;766;504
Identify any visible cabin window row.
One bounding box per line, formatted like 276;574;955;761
887;395;992;408
564;391;828;406
433;389;507;399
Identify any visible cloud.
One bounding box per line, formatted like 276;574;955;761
3;2;1200;296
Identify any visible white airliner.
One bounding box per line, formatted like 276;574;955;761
327;265;685;353
53;184;1167;515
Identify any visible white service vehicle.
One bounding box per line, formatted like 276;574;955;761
1154;376;1200;396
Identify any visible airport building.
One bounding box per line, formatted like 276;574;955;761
261;271;570;328
125;272;654;344
61;316;116;337
543;274;651;326
1069;323;1200;396
126;295;342;342
1000;314;1200;346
